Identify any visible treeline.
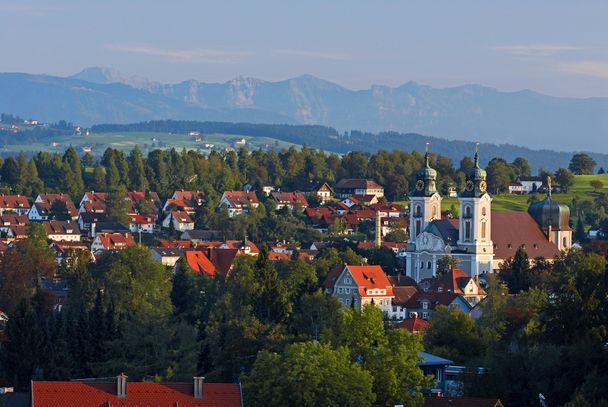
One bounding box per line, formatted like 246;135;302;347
425;248;608;406
90;120;608;171
0;228;427;406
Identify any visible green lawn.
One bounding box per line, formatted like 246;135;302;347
439;174;608;212
1;131;304;155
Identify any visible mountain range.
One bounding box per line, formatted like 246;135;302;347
1;67;607;153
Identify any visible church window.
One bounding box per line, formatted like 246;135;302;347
465;221;471;241
415;204;422;217
481;206;487;216
416;219;421;237
464;206;472;218
427;261;432;269
431;205;437;219
563;236;567;247
481;221;487;240
420;261;424;269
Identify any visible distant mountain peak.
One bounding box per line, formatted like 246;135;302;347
70;67;154;89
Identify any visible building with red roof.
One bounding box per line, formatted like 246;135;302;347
335;178;384;199
163;190;205;214
398;316;430;333
218;191;260;217
29;194;78;221
91;233;136;255
42;220;81;242
328;264;394;314
30;375;243;407
162;211;195;232
0;194;30;215
420;268;486;306
270;191;309;211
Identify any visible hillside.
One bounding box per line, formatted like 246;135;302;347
0;67;606;152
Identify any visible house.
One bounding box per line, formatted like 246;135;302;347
262;183;275;196
335;179;384;199
163;190;205;214
513;176;543;194
0;214;28;236
215;239;260;256
0;194;30;215
508;182;525;194
180;229;221;244
78;212;109;237
391;286;419;320
162;211;195;232
30;376;243;407
151;247;184;267
184;250;219;277
328;264;394;314
29;194;78;221
4;225;29;242
420;268;486;306
302;181;334;203
270;191;309;211
80;191;161;216
91;233;135;255
129;214;157;234
403;292;472;320
217;191;260;217
398;316;430;333
42;220;81;242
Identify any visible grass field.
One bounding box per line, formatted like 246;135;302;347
441;174;608;212
1;131;303;155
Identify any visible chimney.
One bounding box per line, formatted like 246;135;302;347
193;377;205;400
117;373;127;399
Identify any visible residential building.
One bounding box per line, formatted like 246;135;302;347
420;268;486;306
418;352;454;396
30;376;243;407
151;247;184;267
129;214;157;234
403;292;472;320
335;178;384;199
302;181;334;203
512;176;543;194
163;190;205;214
328;264;394;314
0;194;30;215
91;233;135;255
162;211;194;232
29;194;78;221
398;316;430;333
42;220;81;242
217;191;260;217
270;191;309;211
50;241;92;265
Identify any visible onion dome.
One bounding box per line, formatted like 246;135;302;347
528;177;571;231
411;145;438;197
460;144;488;198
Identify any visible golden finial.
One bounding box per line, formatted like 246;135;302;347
547;175;552;197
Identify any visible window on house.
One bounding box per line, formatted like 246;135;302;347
345;288;350;294
345;277;351;284
422;312;429;319
346;298;351;305
338;288;343;294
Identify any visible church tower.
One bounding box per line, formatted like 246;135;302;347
457;145;494;276
528;176;572;251
408;144;442;251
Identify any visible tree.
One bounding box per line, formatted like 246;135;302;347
575;217;586;242
436;256;458;277
554;168;574;192
49;199;70;221
424;306;485;364
486;158;515;194
105;185;130;225
498;246;531;293
243;341;375;407
511;157;531;177
569;153;596;175
590;179;604;192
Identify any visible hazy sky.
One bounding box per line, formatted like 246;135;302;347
2;0;608;97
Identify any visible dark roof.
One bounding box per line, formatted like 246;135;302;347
392;286;418;305
426;219;459;245
517;176;542;182
422;397;504;407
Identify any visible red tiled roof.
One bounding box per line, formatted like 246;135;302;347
345;265;394;297
37;194;78;217
323;264;344;289
268;251;291;261
398;316;430;333
96;233;135;250
430;268;485;295
392;286;419;305
185;250;217;276
388;274;418;287
270;191;309;207
0;214;28;226
221;240;260;254
0;194;30;209
159;239;192;249
31;381;242;407
43;220;80;236
171;211;194;224
491;211;560;260
403;291;460;309
129;214;156;225
222;191;259;207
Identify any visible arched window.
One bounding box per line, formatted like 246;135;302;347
427;261;432;269
415;219;421;237
420;261;424;269
415;204;422;217
481;221;487;240
563;236;567;248
431;205;438;219
465;221;471;241
465;206;472;218
481;206;487;216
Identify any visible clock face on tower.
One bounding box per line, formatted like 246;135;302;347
479;180;487;192
415;180;425;191
465;180;475;192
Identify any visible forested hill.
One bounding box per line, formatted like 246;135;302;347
91;120;608;171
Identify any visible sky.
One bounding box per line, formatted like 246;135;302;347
1;0;608;97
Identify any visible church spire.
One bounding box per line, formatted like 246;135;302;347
474;142;480;168
425;142;430;168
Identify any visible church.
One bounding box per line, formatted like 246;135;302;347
405;146;572;282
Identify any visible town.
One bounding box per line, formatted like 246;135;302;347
0;138;605;407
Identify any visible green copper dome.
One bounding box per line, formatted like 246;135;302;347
411;151;438;197
459;145;488;198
